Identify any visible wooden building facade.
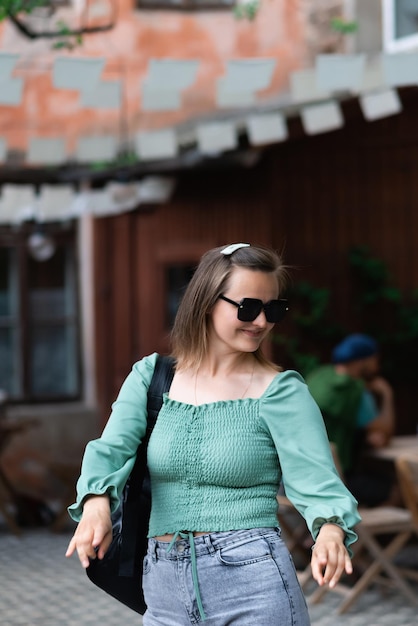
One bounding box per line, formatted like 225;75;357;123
2;1;418;506
94;88;418;434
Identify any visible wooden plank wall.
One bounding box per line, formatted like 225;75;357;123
94;89;418;431
93;213;139;420
266;90;418;433
268;95;418;298
94;164;276;419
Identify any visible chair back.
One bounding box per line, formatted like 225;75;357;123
395;456;418;527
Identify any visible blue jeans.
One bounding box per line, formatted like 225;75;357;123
142;527;310;625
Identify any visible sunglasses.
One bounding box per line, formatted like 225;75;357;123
219;295;289;323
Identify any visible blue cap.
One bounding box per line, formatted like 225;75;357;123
331;334;378;364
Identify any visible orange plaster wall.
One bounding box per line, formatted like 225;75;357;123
0;0;308;154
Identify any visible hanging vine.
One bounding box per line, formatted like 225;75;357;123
0;0;117;49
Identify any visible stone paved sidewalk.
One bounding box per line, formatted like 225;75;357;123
1;526;417;626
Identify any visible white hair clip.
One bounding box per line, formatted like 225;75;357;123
220;243;250;256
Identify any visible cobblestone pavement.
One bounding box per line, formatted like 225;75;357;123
1;524;417;626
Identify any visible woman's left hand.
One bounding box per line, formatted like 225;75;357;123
310;523;352;588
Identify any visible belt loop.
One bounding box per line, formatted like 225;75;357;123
151;538;158;561
204;533;216;555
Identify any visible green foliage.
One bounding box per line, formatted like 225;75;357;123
52;35;82;50
0;0;48;21
0;1;84;48
273;280;344;377
274;335;322;376
290;282;332;331
274;246;418;383
348;246;400;304
90;152;139;171
330;17;358;35
51;20;83;50
348;246;418;381
234;0;260;21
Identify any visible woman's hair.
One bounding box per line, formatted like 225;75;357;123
171;243;288;370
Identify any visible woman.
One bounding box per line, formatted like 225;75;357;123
66;243;360;625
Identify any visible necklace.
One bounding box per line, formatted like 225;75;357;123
194;359;255;405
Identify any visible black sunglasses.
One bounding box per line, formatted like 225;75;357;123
219;295;289;323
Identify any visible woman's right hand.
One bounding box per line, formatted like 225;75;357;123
65;494;113;568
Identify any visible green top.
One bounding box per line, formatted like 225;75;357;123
69;353;360;551
306;365;366;473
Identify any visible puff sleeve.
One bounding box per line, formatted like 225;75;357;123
260;370;361;553
68;353;158;521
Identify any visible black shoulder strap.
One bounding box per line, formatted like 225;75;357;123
146;355;175;434
125;354;175;501
119;355;175;576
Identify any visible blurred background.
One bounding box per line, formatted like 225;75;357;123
0;0;417;530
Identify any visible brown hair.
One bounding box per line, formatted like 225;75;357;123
171;244;288;370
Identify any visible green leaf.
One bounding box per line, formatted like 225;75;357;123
330;18;358;34
233;1;259;21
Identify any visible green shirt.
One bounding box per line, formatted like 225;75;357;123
69;354;360;550
306;365;365;473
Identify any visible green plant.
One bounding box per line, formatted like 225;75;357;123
274;246;418;383
348;246;418;381
234;0;260;22
330;17;358;35
0;0;115;47
0;0;46;21
51;20;83;50
273;281;344;377
274;335;322;376
348;246;400;305
90;151;139;171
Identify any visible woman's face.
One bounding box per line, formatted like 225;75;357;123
208;267;279;355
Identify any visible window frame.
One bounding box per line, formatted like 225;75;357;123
135;0;235;11
164;262;196;329
0;222;81;403
383;0;418;53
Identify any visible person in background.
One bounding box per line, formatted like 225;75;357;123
66;243;360;626
306;333;396;507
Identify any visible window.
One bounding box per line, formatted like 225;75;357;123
383;0;418;52
136;0;234;10
0;247;19;397
0;224;80;402
165;264;195;328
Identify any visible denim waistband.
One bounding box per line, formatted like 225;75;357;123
149;526;280;559
148;527;280;623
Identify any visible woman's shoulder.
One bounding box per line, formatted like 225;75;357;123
261;368;309;401
267;367;307;387
259;368;323;428
132;352;159;371
128;352;161;385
